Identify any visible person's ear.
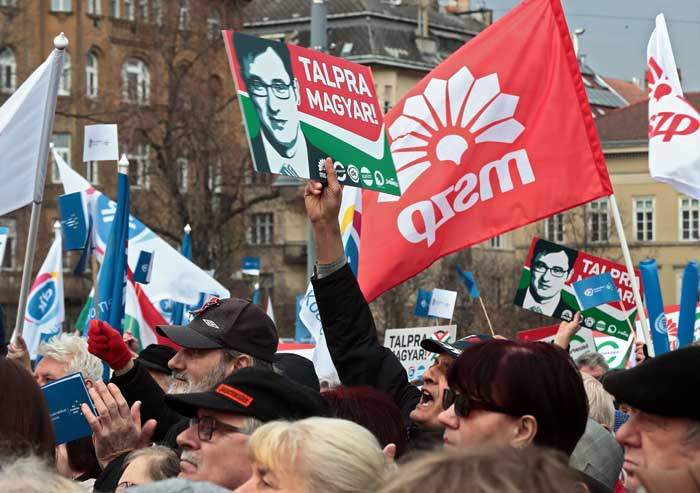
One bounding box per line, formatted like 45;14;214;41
230;354;254;373
510;415;538;449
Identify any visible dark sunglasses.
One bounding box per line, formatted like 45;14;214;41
442;388;521;418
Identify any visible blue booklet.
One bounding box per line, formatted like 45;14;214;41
42;372;96;445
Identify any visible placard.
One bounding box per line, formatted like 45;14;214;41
517;324;596;361
83;124;119;162
384;325;457;381
223;31;399;195
514;237;642;340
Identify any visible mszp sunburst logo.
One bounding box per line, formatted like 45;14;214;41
381;66;525;202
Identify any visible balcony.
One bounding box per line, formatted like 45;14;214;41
283;241;307;265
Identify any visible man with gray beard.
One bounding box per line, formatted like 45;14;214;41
87;297;278;447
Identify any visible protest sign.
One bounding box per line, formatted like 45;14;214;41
384;325;457;381
573;272;620;311
517;325;595;361
223;31;399;195
514;238;642;340
242;256;261;276
636;303;700;351
428;289;457;319
592;332;634;369
42;373;96;445
83;124;118;162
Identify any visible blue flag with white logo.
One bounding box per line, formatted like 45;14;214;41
639;259;670;355
678;261;699;348
414;289;433;317
573;272;620;311
96;171;130;332
456;267;480;298
242;256;261;276
58;192;88;251
133;251;154;284
171;227;192;325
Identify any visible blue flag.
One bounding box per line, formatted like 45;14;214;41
252;284;261;305
96;171;130;332
573;273;620;311
242;256;261;276
415;289;433;317
58;192;88;250
73;214;94;276
171;226;192;325
639;259;670;355
678;261;699;348
456;267;480;298
133;251;154;284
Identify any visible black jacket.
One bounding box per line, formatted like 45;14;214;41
111;360;185;446
311;264;441;450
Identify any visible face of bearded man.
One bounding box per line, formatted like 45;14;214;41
166;348;233;393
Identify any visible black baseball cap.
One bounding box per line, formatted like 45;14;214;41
156;298;278;363
273;353;320;392
165;367;330;422
421;334;493;359
136;344;177;374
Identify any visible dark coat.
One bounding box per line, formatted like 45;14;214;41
311;264;441;451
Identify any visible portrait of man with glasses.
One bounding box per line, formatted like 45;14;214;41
514;239;579;319
233;33;325;179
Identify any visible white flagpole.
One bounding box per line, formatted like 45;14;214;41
609;193;655;357
13;34;68;339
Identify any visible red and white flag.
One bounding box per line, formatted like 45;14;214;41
358;0;613;301
647;14;700;198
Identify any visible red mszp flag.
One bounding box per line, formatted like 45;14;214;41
359;0;613;301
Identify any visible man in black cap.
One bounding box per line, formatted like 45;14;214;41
603;346;700;492
304;159;496;450
168;367;328;490
135;344;177;391
87;297;278;444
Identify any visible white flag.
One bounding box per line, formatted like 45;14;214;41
23;225;64;360
0;51;60;216
647;14;700;198
428;288;457;319
266;296;276;325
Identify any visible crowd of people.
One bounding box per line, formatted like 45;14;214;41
1;159;700;492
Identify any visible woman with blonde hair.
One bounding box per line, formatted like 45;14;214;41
235;417;392;493
377;446;588;493
581;372;615;431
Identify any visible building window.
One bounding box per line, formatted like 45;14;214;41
382;84;393;113
121;58;150;104
138;0;148;21
680;197;700;241
0;0;16;6
249;213;273;245
151;0;161;24
123;0;134;20
0;219;16;271
178;0;190;31
588;198;609;243
51;133;71;184
544;214;565;243
86;51;98;98
207;162;223;193
127;144;150;189
51;0;72;12
489;235;502;249
87;0;100;14
109;0;119;17
633;197;655;242
0;48;16;94
86;161;98;184
207;10;221;40
177;157;188;192
58;51;71;96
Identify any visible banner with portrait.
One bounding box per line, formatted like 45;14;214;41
513;237;643;340
223;31;400;196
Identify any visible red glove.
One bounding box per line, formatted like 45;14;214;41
87;319;132;370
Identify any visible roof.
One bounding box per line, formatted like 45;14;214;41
603;77;646;105
242;0;485;71
595;92;700;143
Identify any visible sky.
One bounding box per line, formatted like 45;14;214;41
481;0;700;92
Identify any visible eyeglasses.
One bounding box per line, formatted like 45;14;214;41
247;78;293;100
442;389;520;418
532;261;567;278
189;416;252;442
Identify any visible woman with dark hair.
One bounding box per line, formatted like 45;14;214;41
439;339;588;456
56;437;101;485
323;386;408;459
0;358;55;460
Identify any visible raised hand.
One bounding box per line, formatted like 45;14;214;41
7;334;31;373
554;312;582;350
304;158;345;265
87;319;133;371
81;381;157;469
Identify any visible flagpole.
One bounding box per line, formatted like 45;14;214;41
13;34;68;340
609;193;655;357
478;296;495;336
